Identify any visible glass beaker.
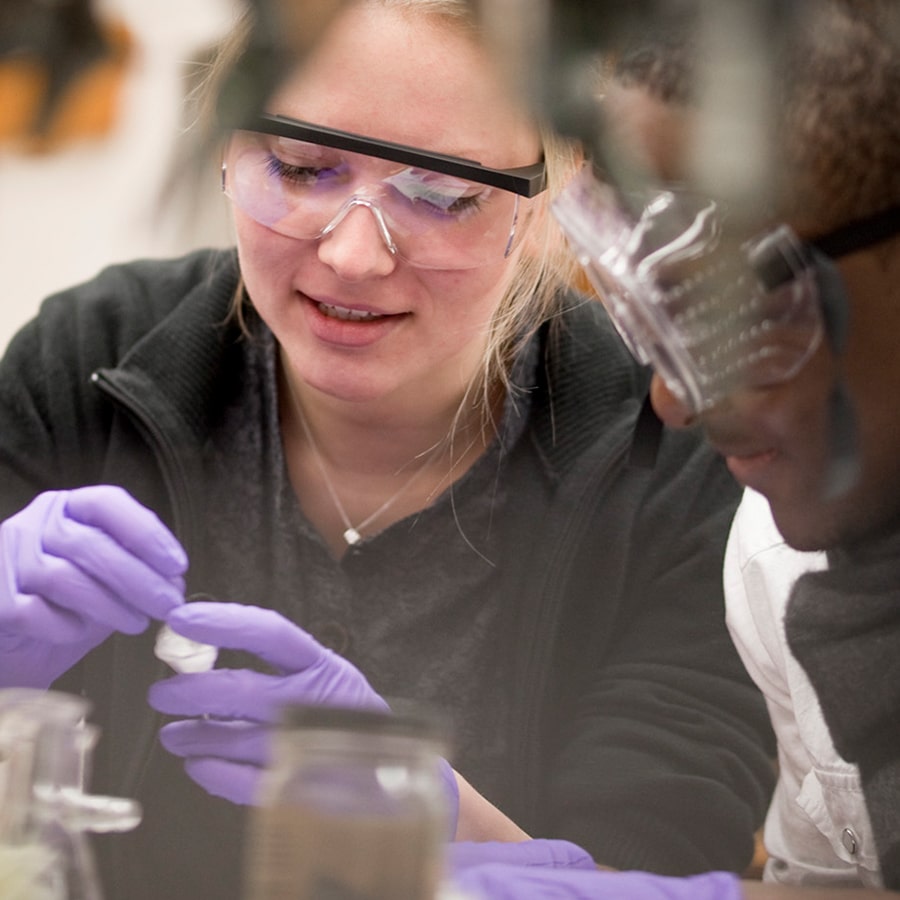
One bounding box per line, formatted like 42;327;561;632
243;704;452;900
0;689;142;900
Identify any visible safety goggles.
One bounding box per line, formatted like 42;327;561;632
222;114;546;270
553;165;900;412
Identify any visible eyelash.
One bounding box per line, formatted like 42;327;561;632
264;154;335;185
263;153;485;217
420;192;484;218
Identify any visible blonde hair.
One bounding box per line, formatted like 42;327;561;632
201;0;583;430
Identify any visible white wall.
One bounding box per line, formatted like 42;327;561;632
0;0;239;352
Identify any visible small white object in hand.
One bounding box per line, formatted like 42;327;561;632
154;625;218;674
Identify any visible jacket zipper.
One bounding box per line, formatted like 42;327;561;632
90;370;194;545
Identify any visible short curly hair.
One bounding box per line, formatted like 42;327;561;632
611;1;900;232
782;1;900;229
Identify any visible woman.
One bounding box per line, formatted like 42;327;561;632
0;2;774;898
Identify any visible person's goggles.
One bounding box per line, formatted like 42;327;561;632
222;114;547;271
553;165;900;412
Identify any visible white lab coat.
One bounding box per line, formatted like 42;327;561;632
724;488;882;887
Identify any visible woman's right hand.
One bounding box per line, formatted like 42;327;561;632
0;485;187;688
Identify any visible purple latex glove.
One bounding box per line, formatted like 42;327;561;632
453;866;742;900
148;601;459;835
448;840;596;874
0;486;187;688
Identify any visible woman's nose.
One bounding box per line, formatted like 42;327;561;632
317;202;398;280
649;374;697;429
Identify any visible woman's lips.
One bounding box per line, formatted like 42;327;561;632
301;293;408;347
317;300;386;322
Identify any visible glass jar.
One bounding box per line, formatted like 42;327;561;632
243;704;452;900
0;689;141;900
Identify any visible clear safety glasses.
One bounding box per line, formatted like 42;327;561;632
553;165;900;412
222;114;547;270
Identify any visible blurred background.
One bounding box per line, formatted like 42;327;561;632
0;0;239;352
0;0;814;354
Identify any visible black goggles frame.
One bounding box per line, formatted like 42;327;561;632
750;203;900;351
245;113;547;198
809;203;900;263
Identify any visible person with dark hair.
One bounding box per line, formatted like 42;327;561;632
532;0;900;896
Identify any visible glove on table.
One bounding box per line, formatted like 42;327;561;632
452;866;741;900
448;839;596;873
0;486;187;688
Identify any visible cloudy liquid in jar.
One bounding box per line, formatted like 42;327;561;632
244;802;443;899
242;705;450;900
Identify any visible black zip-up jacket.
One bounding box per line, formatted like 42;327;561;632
0;249;774;899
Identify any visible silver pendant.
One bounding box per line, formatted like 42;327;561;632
343;527;362;545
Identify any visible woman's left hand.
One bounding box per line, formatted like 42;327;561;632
147;601;390;804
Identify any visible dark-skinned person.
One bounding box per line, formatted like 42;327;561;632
492;1;900;898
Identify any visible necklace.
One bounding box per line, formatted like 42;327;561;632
294;398;444;546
